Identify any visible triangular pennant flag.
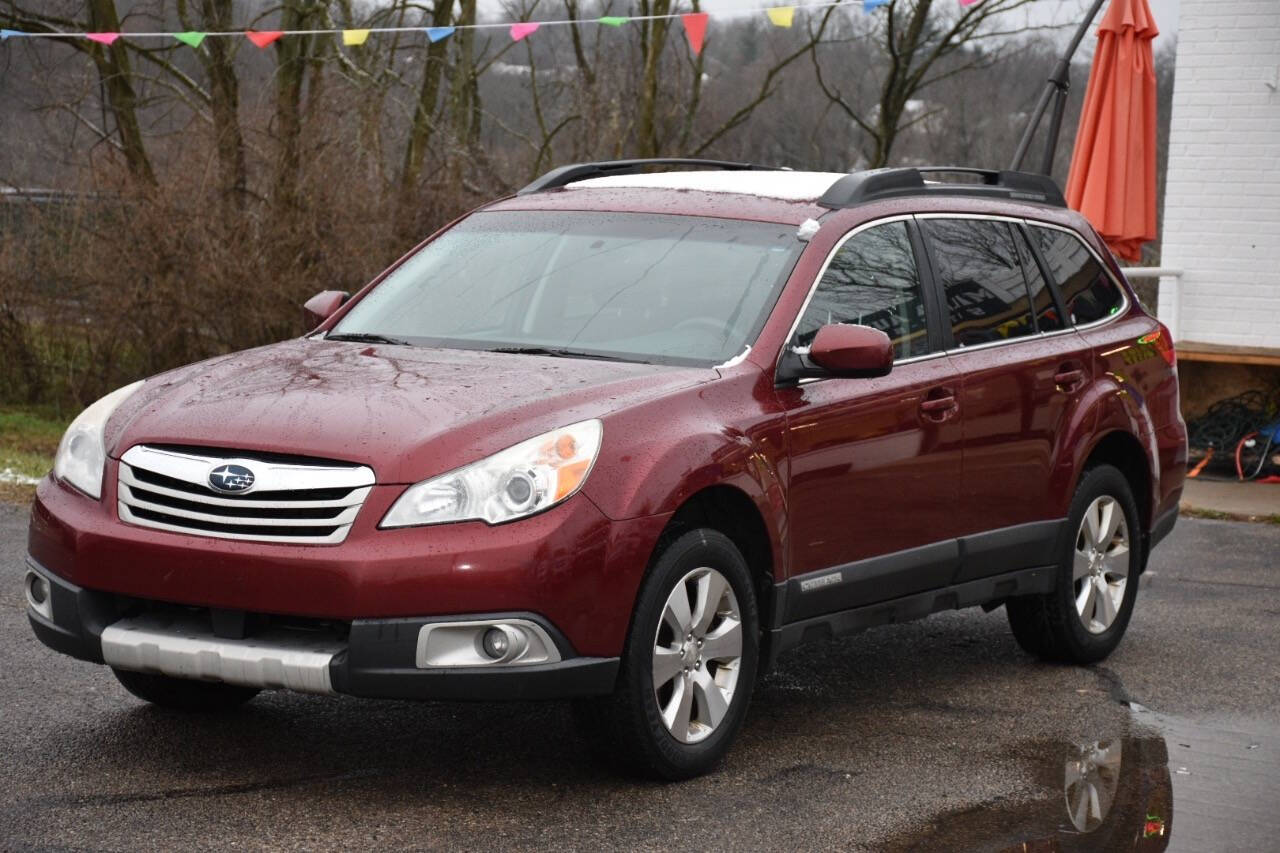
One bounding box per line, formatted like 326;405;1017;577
342;28;370;46
863;0;890;10
246;30;282;48
1;29;23;40
86;32;120;45
766;7;795;27
510;22;539;41
174;31;206;48
681;13;708;56
959;0;980;5
598;16;628;27
425;26;454;43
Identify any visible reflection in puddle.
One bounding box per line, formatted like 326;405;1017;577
882;707;1279;852
882;727;1172;851
1064;740;1124;833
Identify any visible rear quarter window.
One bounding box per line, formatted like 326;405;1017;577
1029;225;1124;325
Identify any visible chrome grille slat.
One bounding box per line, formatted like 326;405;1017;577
117;445;375;545
119;488;365;527
118;468;367;510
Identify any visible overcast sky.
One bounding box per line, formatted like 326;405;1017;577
697;0;1181;50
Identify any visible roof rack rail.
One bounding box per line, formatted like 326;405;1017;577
517;158;785;195
818;166;1066;209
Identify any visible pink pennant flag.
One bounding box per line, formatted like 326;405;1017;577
246;30;283;48
86;32;120;45
960;0;981;5
681;13;708;55
510;22;540;41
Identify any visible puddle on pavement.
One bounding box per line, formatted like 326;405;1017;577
880;705;1279;852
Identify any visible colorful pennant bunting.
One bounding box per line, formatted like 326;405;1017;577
0;0;987;53
766;7;796;27
682;12;709;56
510;22;540;42
246;30;283;48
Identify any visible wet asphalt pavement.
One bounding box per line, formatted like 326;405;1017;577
1;503;1277;852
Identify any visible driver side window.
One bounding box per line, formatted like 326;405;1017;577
793;221;930;360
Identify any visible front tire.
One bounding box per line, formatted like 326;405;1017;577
1007;465;1142;664
112;668;260;711
577;529;759;780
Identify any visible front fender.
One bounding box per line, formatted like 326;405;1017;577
582;372;789;578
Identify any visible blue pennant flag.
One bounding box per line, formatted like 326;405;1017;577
1;28;25;40
425;26;455;43
863;0;890;11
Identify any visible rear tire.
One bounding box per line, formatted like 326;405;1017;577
1007;465;1141;664
112;668;260;711
575;529;758;780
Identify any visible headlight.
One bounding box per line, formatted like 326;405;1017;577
381;419;602;528
53;380;144;499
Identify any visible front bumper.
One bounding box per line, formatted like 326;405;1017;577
25;556;619;701
29;472;670;657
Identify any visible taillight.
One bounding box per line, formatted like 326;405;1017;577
1139;326;1176;367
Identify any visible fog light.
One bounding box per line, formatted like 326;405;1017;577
482;627;511;660
24;570;53;620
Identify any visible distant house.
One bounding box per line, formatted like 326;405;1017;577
1156;0;1280;395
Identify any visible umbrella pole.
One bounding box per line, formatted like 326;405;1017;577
1010;0;1108;173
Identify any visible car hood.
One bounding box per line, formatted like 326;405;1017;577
108;339;713;483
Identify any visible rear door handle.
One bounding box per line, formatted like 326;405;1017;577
1054;368;1086;392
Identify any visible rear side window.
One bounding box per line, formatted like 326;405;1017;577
1013;227;1065;332
1029;225;1124;325
793;221;930;360
921;219;1035;347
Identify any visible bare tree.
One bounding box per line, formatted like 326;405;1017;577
1;0;156;182
810;0;1046;168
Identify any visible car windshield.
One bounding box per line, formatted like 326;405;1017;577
330;210;803;365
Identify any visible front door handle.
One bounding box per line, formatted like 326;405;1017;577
920;391;958;421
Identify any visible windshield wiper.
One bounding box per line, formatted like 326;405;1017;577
325;332;411;346
485;346;645;364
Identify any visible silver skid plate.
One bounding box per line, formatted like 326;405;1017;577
101;613;344;695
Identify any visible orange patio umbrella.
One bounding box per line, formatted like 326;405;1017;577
1065;0;1159;262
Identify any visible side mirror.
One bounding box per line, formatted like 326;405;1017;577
777;323;893;385
810;324;893;376
303;290;349;328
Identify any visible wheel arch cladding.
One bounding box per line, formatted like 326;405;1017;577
1080;429;1154;568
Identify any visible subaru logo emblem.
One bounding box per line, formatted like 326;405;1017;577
208;463;256;494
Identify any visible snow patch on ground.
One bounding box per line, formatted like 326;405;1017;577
0;468;41;486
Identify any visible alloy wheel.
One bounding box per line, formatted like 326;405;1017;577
1073;496;1130;634
651;566;743;744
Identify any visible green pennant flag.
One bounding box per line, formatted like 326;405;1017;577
598;16;628;26
174;31;206;48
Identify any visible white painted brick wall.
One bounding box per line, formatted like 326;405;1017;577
1157;0;1280;349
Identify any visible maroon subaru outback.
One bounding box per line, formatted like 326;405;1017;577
25;162;1186;779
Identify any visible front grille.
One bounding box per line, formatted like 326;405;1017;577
117;445;375;545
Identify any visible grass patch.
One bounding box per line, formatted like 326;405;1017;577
0;406;68;503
